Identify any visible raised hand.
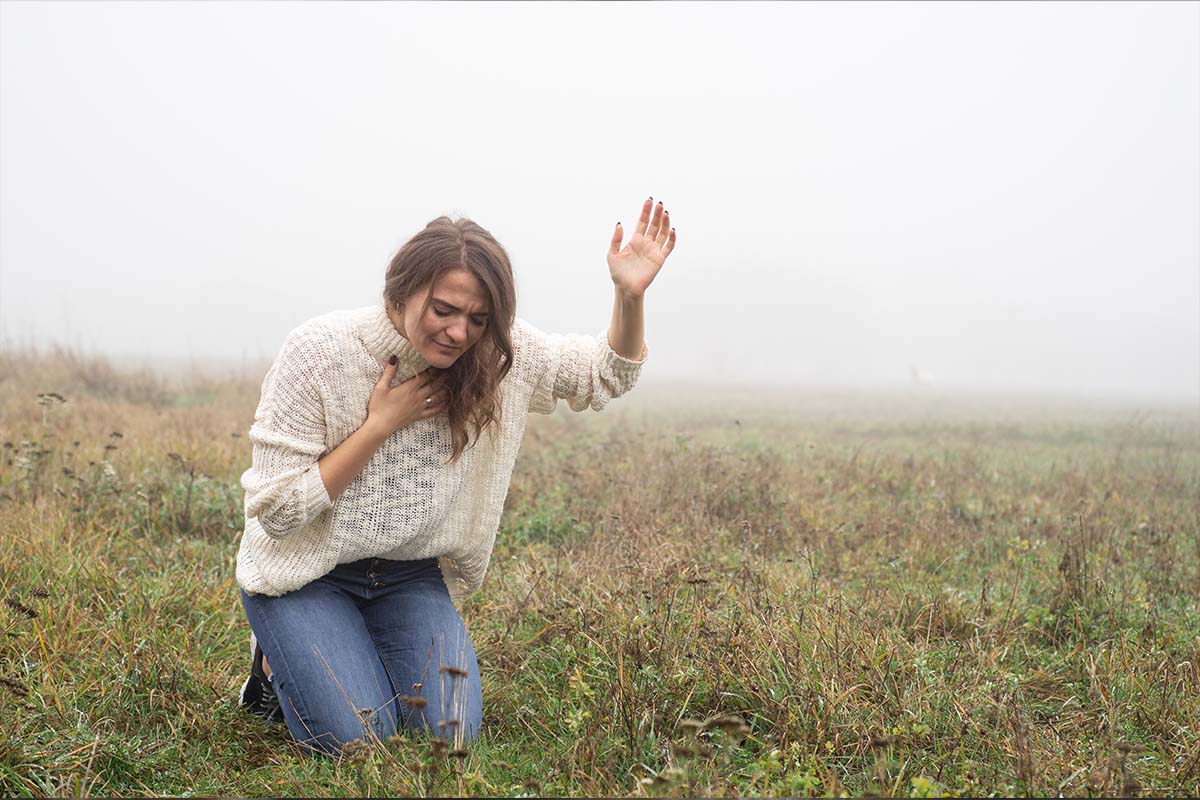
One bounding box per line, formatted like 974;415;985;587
608;197;677;297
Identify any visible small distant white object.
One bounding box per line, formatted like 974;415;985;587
910;365;934;387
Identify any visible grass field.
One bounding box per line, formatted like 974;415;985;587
1;348;1198;797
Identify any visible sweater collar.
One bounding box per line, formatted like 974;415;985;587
353;300;429;374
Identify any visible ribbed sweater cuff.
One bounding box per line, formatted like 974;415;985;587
601;329;649;378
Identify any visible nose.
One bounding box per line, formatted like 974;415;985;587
445;317;468;344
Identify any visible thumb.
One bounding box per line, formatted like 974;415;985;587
377;355;398;387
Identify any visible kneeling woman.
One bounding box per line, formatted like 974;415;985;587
235;198;676;757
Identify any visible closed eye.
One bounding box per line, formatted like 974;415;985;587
433;306;488;327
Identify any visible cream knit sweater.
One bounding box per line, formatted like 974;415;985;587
234;300;647;601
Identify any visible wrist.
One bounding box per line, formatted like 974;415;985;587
614;285;644;304
358;417;392;447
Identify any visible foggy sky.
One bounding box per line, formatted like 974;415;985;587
2;1;1197;403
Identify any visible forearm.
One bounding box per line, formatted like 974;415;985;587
607;288;646;360
317;420;389;502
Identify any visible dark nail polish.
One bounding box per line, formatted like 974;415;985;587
389;355;397;365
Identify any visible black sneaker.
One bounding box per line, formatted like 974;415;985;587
238;642;284;725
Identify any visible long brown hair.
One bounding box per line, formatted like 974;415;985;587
383;216;516;462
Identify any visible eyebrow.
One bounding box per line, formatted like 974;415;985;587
431;297;490;316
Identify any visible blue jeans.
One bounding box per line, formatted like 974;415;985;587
239;556;483;758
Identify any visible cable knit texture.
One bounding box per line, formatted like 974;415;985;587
235;301;647;602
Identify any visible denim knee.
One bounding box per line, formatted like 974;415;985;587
292;705;399;760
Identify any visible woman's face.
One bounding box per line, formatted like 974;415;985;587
393;268;491;368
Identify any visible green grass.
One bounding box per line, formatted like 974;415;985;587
1;350;1198;797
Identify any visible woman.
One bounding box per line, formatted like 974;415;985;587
235;197;676;758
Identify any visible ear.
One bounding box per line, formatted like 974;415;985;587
385;298;407;335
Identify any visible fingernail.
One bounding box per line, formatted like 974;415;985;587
389;355;397;365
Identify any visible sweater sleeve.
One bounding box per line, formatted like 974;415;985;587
514;318;649;415
240;326;335;540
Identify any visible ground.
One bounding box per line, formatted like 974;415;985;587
1;350;1197;797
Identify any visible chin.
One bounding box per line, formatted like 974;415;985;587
424;349;460;368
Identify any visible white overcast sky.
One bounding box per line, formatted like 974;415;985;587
2;1;1197;403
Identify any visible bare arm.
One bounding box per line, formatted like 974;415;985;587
316;420;390;503
607;289;645;361
607;197;676;358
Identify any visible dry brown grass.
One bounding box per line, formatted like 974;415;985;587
2;346;1197;797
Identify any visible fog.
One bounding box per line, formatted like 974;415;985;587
2;2;1197;405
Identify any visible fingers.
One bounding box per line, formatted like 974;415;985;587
655;208;671;246
609;221;623;255
646;201;665;240
415;368;444;391
635;196;653;237
404;368;449;416
400;367;442;392
376;356;399;388
419;387;451;418
662;226;677;258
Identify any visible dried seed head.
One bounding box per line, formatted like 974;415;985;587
30;588;50;599
0;676;29;697
342;739;370;764
679;719;704;735
704;713;749;734
399;694;427;708
449;748;468;759
439;664;469;678
870;736;897;750
436;719;460;728
4;598;37;619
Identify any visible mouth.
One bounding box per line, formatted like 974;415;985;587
433;340;458;352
